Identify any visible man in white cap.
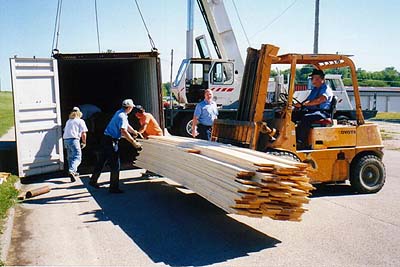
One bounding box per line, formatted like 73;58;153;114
89;99;142;193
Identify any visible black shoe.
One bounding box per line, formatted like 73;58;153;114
88;180;100;189
109;188;124;194
69;172;77;182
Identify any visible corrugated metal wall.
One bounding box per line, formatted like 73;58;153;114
348;91;400;112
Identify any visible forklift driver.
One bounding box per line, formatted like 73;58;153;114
293;69;333;148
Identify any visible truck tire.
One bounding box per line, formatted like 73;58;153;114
179;114;193;137
350;154;385;193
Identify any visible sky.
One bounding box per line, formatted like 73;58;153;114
0;0;399;91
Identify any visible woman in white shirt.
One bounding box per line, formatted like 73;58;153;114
63;107;88;182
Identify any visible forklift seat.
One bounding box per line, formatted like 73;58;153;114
311;96;337;127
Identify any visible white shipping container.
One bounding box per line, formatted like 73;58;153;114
10;52;163;177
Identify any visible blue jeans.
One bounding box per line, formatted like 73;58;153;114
64;138;82;173
197;124;212;141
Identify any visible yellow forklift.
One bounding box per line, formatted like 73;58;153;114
211;44;385;193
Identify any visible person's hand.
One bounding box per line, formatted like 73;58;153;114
137;132;144;139
132;130;139;138
192;131;198;138
294;102;302;109
131;139;142;151
80;142;86;149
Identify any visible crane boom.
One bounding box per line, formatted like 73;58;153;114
196;0;244;74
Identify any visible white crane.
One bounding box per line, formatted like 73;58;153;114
170;0;244;106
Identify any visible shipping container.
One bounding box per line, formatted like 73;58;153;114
10;51;163;177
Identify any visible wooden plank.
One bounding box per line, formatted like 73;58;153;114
0;172;11;179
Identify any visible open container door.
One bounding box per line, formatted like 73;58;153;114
10;58;64;177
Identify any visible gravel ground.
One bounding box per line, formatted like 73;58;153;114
372;121;400;150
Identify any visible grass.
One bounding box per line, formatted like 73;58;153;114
0;175;18;266
381;132;394;140
0;92;14;137
373;112;400;121
0;175;18;231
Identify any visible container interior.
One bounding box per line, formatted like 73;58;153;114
55;53;162;171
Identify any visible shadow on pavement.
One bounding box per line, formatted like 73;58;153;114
80;176;280;266
311;183;358;198
18;172;280;266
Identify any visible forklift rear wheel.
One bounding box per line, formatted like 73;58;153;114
350;154;385;193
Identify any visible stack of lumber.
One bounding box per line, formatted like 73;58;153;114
135;136;314;221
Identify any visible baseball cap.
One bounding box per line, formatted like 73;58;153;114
134;105;144;113
72;106;80;112
122;99;135;108
310;69;325;78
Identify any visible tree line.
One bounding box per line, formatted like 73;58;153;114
275;65;400;87
162;65;399;96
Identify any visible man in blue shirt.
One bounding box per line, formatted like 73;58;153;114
294;69;333;148
89;99;142;193
192;89;219;141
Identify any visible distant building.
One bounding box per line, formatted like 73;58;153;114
346;87;400;112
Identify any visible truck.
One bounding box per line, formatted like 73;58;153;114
165;0;377;137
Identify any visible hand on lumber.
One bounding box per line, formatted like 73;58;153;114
131;129;139;138
137;132;145;139
131;139;143;151
121;128;142;151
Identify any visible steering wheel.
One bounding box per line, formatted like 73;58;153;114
279;93;302;105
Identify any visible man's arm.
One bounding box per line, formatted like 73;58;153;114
192;104;202;138
127;124;137;134
81;132;87;144
121;128;135;143
121;128;142;149
139;123;147;134
138;116;151;134
300;95;327;107
192;116;198;138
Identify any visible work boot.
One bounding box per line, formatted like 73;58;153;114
88;180;100;189
69;172;77;183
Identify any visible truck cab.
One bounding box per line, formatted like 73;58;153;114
171;58;238;106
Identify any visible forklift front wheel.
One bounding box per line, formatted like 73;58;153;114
350;154;386;193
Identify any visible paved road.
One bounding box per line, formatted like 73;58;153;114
5;149;400;266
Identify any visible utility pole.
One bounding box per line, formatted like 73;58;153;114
186;0;194;80
313;0;320;54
